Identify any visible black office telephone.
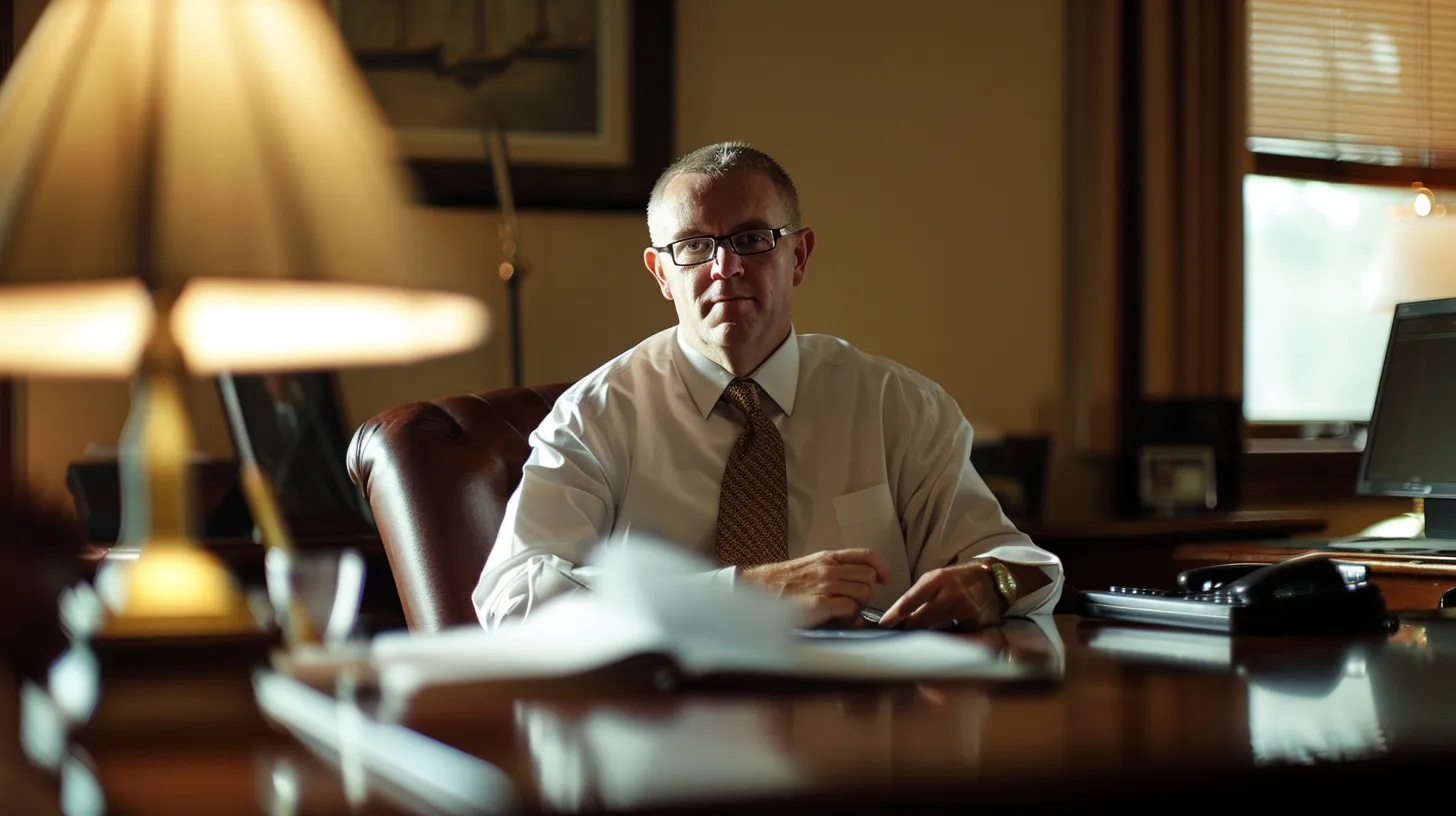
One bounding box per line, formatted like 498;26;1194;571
1078;552;1395;635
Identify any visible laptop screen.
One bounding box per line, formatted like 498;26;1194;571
1358;296;1456;499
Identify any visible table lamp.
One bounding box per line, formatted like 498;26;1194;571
0;0;489;641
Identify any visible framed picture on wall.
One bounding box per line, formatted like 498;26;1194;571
327;0;673;210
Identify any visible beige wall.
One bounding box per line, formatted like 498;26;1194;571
15;1;1070;512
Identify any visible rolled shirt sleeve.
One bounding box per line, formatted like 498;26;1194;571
473;395;616;629
893;378;1063;617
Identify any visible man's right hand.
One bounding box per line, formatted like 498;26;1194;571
739;549;893;628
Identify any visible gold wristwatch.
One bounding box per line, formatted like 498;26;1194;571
981;561;1019;612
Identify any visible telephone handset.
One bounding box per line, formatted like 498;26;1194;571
1078;552;1395;635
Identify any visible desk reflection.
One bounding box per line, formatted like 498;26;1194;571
515;617;1063;811
518;699;806;811
1247;648;1385;765
517;689;992;811
1081;623;1391;766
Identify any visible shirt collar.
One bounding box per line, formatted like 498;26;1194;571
674;327;800;419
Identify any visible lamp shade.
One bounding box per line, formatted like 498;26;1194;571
0;0;488;375
1365;211;1456;312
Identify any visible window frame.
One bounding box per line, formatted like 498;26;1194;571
1240;0;1456;503
1238;154;1456;501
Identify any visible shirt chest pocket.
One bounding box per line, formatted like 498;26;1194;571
832;484;911;596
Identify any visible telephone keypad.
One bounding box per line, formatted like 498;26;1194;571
1108;587;1174;597
1082;554;1391;634
1107;586;1240;604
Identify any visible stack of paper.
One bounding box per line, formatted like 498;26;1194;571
371;539;1056;706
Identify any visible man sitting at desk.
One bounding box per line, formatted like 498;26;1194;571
472;142;1063;630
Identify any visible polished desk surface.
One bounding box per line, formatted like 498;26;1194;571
32;610;1456;815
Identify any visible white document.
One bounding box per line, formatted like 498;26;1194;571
371;537;1049;704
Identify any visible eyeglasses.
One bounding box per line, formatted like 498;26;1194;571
654;225;801;267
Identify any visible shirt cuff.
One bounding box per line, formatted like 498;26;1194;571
970;544;1064;618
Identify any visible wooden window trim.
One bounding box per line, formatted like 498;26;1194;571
1244;421;1366;499
1251;153;1456;192
1241;421;1368;503
1240;1;1456;505
1242;447;1365;505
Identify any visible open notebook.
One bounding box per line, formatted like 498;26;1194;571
366;539;1059;709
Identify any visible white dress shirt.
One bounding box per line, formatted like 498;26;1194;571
473;326;1064;628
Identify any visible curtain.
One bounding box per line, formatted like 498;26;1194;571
1064;0;1245;455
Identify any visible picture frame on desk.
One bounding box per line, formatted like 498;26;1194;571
328;0;673;210
1118;397;1242;516
1138;445;1218;515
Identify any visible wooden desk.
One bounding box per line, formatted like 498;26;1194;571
31;613;1456;813
1027;509;1327;595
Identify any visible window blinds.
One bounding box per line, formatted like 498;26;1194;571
1249;0;1456;167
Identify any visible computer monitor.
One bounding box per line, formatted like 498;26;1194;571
1357;295;1456;539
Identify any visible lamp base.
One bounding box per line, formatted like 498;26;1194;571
70;542;280;746
56;548;284;812
68;629;279;752
58;553;282;804
73;487;282;761
91;541;268;639
58;625;283;814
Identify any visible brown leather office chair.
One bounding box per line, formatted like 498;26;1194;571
346;383;570;632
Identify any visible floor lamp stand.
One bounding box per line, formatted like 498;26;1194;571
485;128;527;388
505;266;524;387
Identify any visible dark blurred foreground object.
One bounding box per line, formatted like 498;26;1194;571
0;482;284;814
0;485;88;680
0;484;89;815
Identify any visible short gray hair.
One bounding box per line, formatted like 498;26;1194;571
646;141;801;240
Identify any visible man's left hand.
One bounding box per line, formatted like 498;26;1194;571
878;563;1002;630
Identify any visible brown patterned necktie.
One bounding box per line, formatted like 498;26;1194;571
715;378;790;567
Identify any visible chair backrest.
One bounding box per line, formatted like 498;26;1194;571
346;383;570;632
